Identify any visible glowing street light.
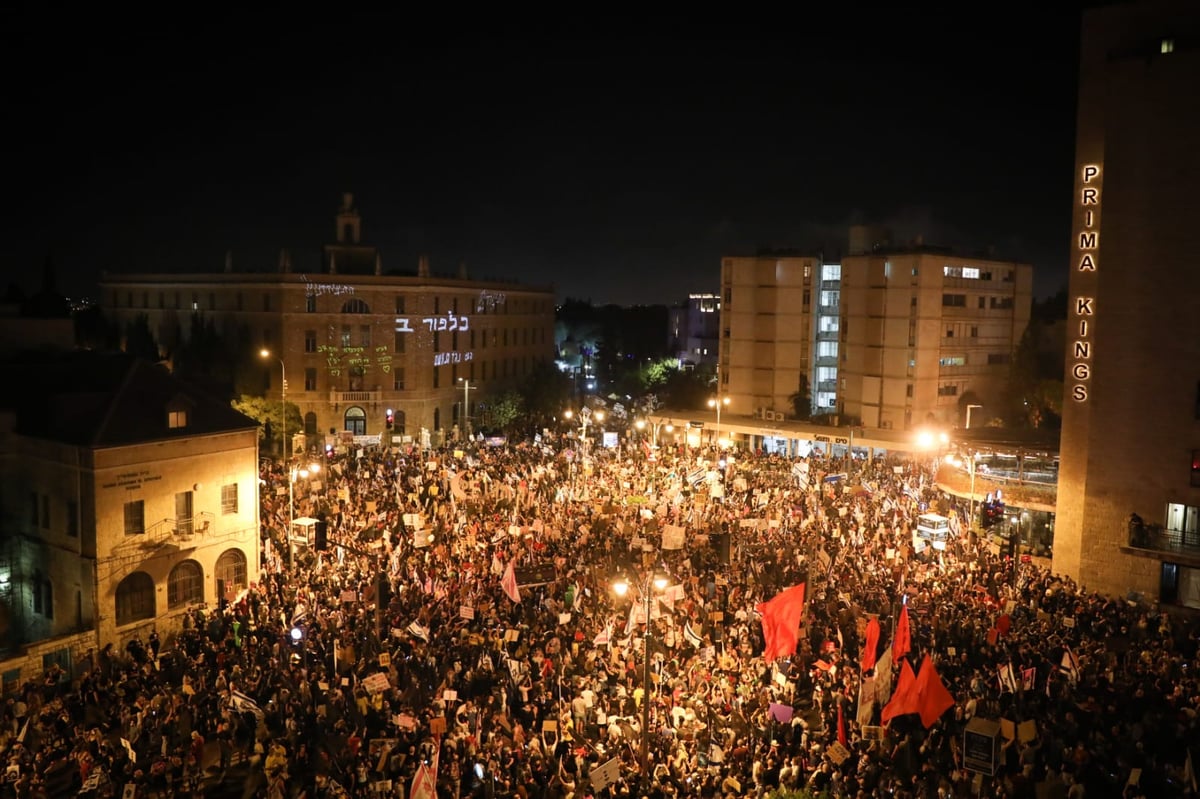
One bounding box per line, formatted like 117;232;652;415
707;395;730;448
612;570;670;779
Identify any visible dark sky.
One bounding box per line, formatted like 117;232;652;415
5;8;1086;307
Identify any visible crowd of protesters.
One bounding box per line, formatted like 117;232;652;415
2;427;1199;799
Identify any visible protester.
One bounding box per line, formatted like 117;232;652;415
1;432;1195;798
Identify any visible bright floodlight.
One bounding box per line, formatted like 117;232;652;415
259;348;271;358
290;627;303;642
653;575;669;592
612;579;630;597
916;431;935;449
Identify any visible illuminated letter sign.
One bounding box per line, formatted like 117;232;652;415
1070;164;1102;402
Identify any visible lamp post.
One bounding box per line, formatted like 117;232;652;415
261;349;294;567
965;403;983;429
457;377;476;439
564;408;604;453
945;451;977;530
707;395;730;449
613;571;669;780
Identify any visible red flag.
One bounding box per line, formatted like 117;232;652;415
996;613;1012;638
881;660;919;724
755;583;807;661
500;560;521;604
837;701;848;746
914;657;956;728
862;617;880;672
893;604;911;661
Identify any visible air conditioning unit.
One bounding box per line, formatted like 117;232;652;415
756;406;768;420
766;410;783;422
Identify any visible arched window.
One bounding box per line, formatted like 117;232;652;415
304;411;318;435
115;572;156;626
433;407;441;431
394;409;406;436
168;560;204;609
344;406;366;435
215;549;248;597
341;299;370;314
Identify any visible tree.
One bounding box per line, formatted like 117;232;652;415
231;394;302;455
479;391;525;433
788;375;813;421
518;359;574;430
662;364;713;411
175;314;236;399
124;314;160;362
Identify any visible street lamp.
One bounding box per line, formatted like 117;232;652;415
707;395;730;448
612;570;669;779
457;377;476;438
285;461;321;569
258;347;292;566
564;408;604;452
945;451;977;530
965;403;983;429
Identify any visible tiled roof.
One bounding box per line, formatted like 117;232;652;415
0;350;259;447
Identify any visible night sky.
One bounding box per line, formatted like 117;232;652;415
5;8;1087;307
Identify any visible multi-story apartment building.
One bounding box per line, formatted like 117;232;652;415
668;293;721;369
839;248;1032;430
719;254;821;421
100;194;556;444
0;351;260;682
1056;0;1200;603
719;243;1032;429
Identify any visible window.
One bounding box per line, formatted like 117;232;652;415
360;325;371;348
191;293;199;311
941;294;966;307
990;297;1014;310
341;325;352;348
937;385;959;397
168;410;188;429
971;326;979;338
802;290;811;306
433;367;440;389
394;331;406;354
305;368;317;391
221;483;239;515
168;560;204;609
209;293;216;310
433;331;441;352
939;356;966;367
67;501;77;537
29;492;37;526
1193;451;1200;488
342;299;370;314
987;353;1011;365
395;295;406;314
305;330;317;352
115;572;156;626
905;384;913;398
215;549;248;594
41;579;52;619
158;293;165;309
124;500;145;535
1162;38;1175;54
306;295;316;313
946;328;954;338
393;368;406;390
263;294;271;312
978;297;986;309
237;293;244;311
41;495;49;529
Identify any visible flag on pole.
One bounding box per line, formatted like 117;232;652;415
1060;646;1079;685
1021;666;1036;692
755;583;807;661
409;763;437;799
501;560;521;604
893;604;912;661
881;660;919;724
837;701;848;746
862;616;881;672
997;663;1018;694
406;620;430;641
593;621;613;647
684;621;703;649
914;656;956;729
1184;747;1197;793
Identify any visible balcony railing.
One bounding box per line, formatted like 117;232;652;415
329;390;382;404
1128;522;1200;555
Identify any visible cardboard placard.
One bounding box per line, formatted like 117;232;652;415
341;590;357;603
1000;719;1016;740
827;741;851;765
460;605;475;620
428;716;446;736
1063;617;1075;628
542;719;558;732
379;653;391;667
366;501;377;513
1017;720;1037;743
710;611;724;622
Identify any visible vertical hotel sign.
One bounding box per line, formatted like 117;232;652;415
1070;164;1101;402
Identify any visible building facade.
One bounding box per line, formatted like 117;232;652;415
100;195;556;445
838;249;1032;431
719;247;1030;429
0;352;260;683
719;255;821;422
668;293;721;369
1055;1;1200;602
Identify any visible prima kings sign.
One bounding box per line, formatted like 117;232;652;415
1070;164;1101;402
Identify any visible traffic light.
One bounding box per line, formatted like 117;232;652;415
313;518;328;551
386;408;395;430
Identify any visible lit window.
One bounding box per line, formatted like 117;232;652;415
1193;450;1200;488
1162;38;1175;54
168;410;188;429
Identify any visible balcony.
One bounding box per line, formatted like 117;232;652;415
817;380;838;393
329;389;382;405
1128;522;1200;557
815;355;838;367
817;304;840;316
